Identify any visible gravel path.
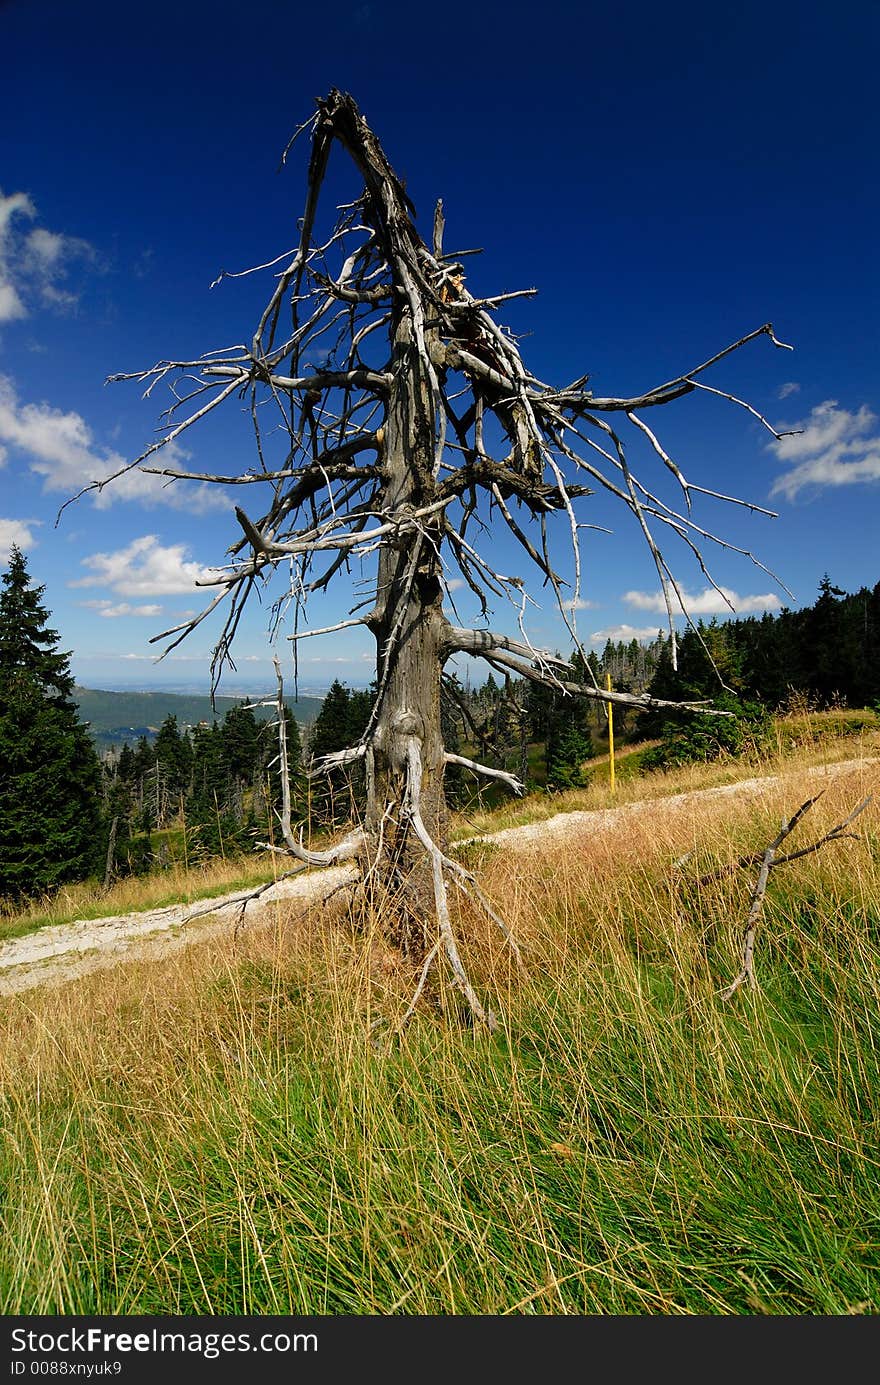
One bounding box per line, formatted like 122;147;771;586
469;756;878;851
1;756;875;997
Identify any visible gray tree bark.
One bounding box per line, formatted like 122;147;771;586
365;311;448;939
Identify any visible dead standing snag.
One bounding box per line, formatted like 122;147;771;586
89;90;796;1028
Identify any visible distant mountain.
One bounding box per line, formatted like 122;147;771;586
73;685;324;752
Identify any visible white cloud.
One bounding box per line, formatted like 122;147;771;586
0;374;228;511
115;650;207;663
0;194;35;240
769;400;880;501
0;282;27;324
563;596;599;612
771;400;874;462
0;373;114;484
0;190;95;321
0;191;35;323
777;381;800;400
22;227;66;270
590;624;662;643
624;586;782;615
301;655;370;665
23;227;95;310
0;517;39;560
71;535;221;597
80;599;163;619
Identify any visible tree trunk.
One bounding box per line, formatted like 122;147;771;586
102;815;118;892
365;310;446;945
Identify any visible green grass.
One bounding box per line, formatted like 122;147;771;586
584;742;658;788
773;706;880;751
1;765;878;1314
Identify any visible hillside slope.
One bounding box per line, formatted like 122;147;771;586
73;685;323;750
2;754;875;997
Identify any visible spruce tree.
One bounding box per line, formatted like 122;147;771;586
307;681;373;827
221;703;261;787
545;653;594;791
100;762;138;881
116;742;136;783
308;680;354;762
154;713;193;812
803;576;845;705
0;546;103;897
545;719;594;791
187;723;233;857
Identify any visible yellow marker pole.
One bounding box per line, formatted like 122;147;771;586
606;672;616;794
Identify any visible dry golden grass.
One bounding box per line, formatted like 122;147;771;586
1;748;878;1313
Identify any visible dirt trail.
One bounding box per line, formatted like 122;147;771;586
1;756;876;998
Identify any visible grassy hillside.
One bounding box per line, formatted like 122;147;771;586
3;711;877;941
0;742;878;1313
73;685;324;751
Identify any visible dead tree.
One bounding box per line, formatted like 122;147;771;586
76;91;800;1028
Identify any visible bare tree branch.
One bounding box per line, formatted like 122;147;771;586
444;753;524;796
695;793;872;889
675;792;874;1000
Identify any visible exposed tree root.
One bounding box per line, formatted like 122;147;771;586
204;674;519;1032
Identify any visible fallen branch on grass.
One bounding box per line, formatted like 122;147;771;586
678;790;872;1000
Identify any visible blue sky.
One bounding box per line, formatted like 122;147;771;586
1;0;878;695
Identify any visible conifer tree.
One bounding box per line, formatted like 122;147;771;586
308;680;355;763
100;762;139;881
221;703;261;788
257;703;305;842
308;681;372;827
545;653;594;791
116;742;136;783
187;722;238;858
132;734;155;783
0;547;103;896
154;713;193;810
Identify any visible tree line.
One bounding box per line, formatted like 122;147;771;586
637;576;880;766
645;577;880;711
104;701;304;872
